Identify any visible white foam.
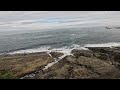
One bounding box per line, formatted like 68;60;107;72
36;35;53;38
68;44;89;50
71;34;75;36
18;42;120;78
50;44;88;56
8;46;51;54
42;46;75;70
84;42;120;48
42;44;90;70
43;54;67;70
20;73;36;79
43;60;56;70
8;44;89;55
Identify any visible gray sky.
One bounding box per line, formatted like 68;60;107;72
0;11;120;31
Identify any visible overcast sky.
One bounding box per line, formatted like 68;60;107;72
0;11;120;31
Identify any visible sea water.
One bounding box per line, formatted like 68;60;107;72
0;26;120;54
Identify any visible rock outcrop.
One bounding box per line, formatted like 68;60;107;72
49;52;64;58
32;47;120;79
71;49;93;58
1;46;120;79
34;55;120;79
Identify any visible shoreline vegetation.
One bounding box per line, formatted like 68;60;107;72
1;46;120;79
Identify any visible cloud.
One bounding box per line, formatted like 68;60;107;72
0;11;120;31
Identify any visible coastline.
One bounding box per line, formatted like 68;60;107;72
1;45;120;79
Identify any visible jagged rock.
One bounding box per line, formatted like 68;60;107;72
49;52;64;58
110;51;120;64
93;53;110;60
71;49;93;58
86;47;111;53
33;55;120;79
63;55;77;64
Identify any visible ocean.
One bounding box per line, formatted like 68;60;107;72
0;26;120;54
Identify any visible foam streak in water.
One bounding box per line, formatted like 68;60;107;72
84;42;120;48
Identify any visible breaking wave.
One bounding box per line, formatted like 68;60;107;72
8;44;88;55
7;42;120;55
84;42;120;48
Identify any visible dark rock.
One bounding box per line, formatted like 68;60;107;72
63;55;77;64
71;49;93;58
33;55;120;79
112;47;120;51
105;27;112;29
77;56;118;77
112;51;120;63
115;27;120;29
70;66;99;79
49;52;64;58
86;47;112;53
86;47;120;65
93;53;110;60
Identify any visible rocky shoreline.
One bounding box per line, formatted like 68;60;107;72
1;46;120;79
